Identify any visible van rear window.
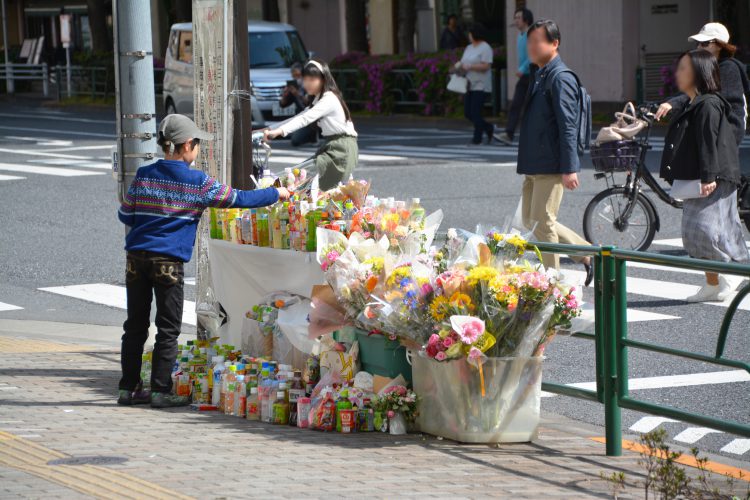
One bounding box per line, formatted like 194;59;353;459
249;31;307;69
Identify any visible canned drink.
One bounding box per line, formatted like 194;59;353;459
358;408;374;432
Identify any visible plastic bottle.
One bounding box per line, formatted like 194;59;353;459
224;364;237;415
272;391;289;425
288;370;305;427
246;387;260;421
209;208;219;239
256;209;270;247
410;197;426;225
234;374;246;417
279;202;290;249
250;209;259;245
271;205;283;249
140;353;152;390
240;210;253;244
335;389;353;432
211;356;226;406
305;202;325;251
297;397;312;429
260;368;273;423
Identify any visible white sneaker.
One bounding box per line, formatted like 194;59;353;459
685;282;732;303
719;274;744;292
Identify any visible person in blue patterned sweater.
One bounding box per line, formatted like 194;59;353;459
117;114;290;408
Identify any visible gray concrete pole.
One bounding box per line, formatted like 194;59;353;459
1;0;14;94
113;0;156;203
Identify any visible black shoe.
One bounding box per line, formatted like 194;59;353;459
583;261;594;287
117;382;151;406
150;392;190;408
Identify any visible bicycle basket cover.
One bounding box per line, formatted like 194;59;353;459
590;140;641;172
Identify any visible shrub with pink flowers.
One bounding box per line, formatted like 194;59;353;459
330;48;506;116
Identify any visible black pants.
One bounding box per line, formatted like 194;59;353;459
505;74;530;140
119;251;184;393
290;124;318;147
464;90;493;144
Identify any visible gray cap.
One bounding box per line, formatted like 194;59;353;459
158;114;214;145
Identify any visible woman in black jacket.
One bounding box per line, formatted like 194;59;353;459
660;49;749;303
656;22;749;145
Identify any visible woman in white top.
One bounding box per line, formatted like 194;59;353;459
457;24;498;145
264;59;358;190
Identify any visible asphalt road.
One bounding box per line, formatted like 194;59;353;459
0;100;748;464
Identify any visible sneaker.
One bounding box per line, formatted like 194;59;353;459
117;382;151;406
494;130;513;146
150;392;190;408
719;274;744;292
685;282;732;303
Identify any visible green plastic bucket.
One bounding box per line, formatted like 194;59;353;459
356;331;412;385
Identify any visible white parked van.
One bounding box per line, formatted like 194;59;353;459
163;20;310;127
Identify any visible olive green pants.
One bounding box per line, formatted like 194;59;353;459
315;135;358;190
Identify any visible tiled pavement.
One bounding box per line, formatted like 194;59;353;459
0;325;746;499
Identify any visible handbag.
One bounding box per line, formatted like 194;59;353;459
671;179;703;200
447;74;468;94
595;102;648;145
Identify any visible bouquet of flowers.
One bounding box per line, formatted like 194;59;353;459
371;385;419;422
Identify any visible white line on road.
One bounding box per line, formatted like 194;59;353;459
39;284;197;326
720;439;750;455
0;125;113;138
40;144;114;152
35;158;111;170
629;417;679;433
0;174;26;181
373;144;517;157
2;136;73;147
542;370;750;398
0;147;88;160
0;302;23;312
0;163;105;177
0;112;113;124
673;427;722;444
653;237;750;249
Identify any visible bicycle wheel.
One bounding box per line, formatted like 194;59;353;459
583;187;657;251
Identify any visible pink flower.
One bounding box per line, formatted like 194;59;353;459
468;347;482;360
442;337;454;348
387;410;395;419
459;320;483;344
435;351;447;361
426;344;438;357
326;250;340;263
388;333;398;341
428;334;440;346
321;261;330;272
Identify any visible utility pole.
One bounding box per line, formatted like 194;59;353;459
1;0;14;94
231;0;253;189
113;0;156;204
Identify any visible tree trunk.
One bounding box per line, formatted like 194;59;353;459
345;0;368;53
396;0;416;54
86;0;112;52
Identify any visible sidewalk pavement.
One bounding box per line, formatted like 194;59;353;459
0;320;746;499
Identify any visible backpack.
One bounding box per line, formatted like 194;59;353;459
544;67;592;154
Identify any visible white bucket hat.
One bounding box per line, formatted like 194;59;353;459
688;22;730;43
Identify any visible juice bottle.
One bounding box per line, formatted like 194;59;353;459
240;210;252;244
410;197;426;225
211;356;225;406
234;374;246;417
280;202;290;249
250;209;259;245
209;208;219;239
246;387;260;421
271;205;283;249
297;397;312;428
224;365;237;415
335;389;353;432
272;391;289;425
288;370;305;427
256;209;270;247
260;368;273;423
305;202;324;251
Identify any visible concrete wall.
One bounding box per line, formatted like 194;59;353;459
369;0;395;54
505;0;636;104
287;0;344;61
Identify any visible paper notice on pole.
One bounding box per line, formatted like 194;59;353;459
193;0;234;339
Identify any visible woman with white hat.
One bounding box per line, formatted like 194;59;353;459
656;22;750;146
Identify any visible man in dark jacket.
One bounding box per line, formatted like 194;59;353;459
517;20;592;278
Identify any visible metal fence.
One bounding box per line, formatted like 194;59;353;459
536;241;750;456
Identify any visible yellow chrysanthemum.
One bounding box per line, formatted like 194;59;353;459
364;257;385;274
386;266;412;287
449;292;475;312
430;296;450;321
467;266;500;286
493;233;504;242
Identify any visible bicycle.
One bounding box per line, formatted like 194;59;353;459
250;130;315;188
582;103;750;252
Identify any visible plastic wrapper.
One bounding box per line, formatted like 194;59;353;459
241;316;274;358
413;353;543;443
320;341;360;381
275;298;317;369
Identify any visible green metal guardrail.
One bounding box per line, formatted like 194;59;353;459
533;241;750;456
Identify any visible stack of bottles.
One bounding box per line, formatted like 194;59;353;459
158;338;380;434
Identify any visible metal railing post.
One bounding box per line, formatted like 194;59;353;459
91;67;96;99
593;252;605;403
56;66;61;101
601;246;622;456
42;63;49;97
615;257;629;402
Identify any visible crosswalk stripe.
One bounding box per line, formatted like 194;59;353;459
629;416;678;433
373;144;517;157
721;439;750;455
0;174;25;181
653;237;750;249
0;302;23;312
0;147;87;160
38;284;197;326
543;370;750;399
35;158;111;170
0;163;105;177
362;147;464;159
673;427;722;444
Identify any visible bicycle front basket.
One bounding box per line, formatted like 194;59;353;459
590;140;642;172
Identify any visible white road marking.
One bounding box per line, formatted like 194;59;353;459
720;439;750;455
0;163;105;177
373;144;517;157
0;174;25;181
653;237;750;249
0;125;113;138
629;417;679;433
0;147;87;160
38;284;197;326
185;278;196;286
42;144;114;152
268;152;407;163
35;158;111;170
0;112;113;124
362;147;463;159
0;302;23;312
542;370;750;398
673;427;722;444
626;261;705;276
2;136;73;147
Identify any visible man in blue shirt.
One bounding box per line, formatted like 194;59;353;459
117;115;289;408
496;7;533;145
